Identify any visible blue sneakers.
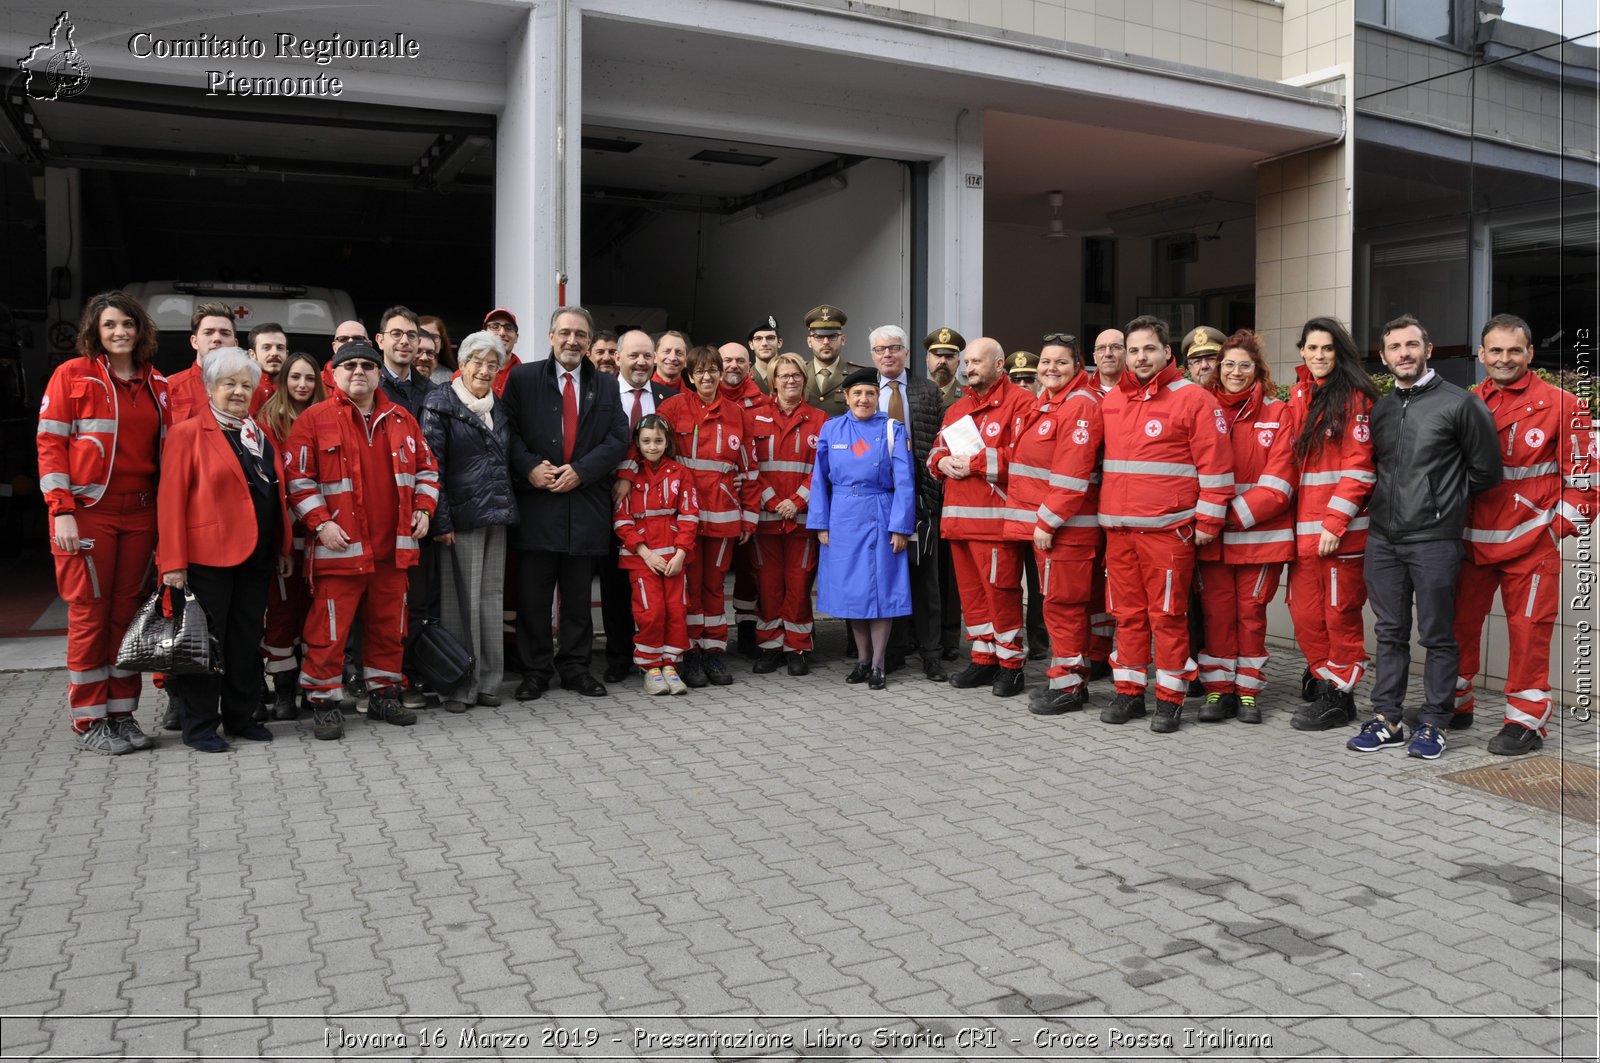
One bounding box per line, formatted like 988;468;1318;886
1347;716;1407;752
1406;724;1446;760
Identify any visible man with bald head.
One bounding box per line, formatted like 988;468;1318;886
928;337;1037;698
1089;328;1125;399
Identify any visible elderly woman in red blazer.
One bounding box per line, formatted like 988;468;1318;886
157;346;291;752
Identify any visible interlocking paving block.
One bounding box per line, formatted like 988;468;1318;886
1442;755;1600;821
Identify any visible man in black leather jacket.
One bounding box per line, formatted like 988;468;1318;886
1349;314;1501;761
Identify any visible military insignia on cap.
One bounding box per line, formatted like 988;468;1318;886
938;328;951;344
765;315;777;330
1013;352;1028;369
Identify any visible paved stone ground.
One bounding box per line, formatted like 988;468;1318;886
1;626;1596;1061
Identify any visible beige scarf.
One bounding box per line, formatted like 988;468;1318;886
452;376;494;429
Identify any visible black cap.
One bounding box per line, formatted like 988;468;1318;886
841;367;878;392
747;315;779;342
331;339;380;368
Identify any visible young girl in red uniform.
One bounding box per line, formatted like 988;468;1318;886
614;415;700;695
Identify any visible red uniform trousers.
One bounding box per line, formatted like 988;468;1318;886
1105;528;1197;705
1453;546;1559;732
260;555;309;676
54;492;157;731
753;532;818;653
1088;546;1113;664
630;570;688;669
1286;554;1368;692
731;540;759;630
1038;547;1093;694
299;565;410;702
687;536;736;653
951;539;1026;669
1196;560;1283;696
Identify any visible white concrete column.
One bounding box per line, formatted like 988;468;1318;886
496;1;581;342
926;108;984;336
44;167;82;343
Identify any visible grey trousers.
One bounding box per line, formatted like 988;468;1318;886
1364;533;1464;729
440;524;507;703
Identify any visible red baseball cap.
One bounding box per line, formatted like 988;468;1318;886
483;307;518;328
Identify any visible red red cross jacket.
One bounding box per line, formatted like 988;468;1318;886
164;361;211;425
1098;361;1234;535
1200;380;1296;564
753;401;827;535
37;355;171;516
643;391;759;538
614;457;701;570
1286;365;1376;557
1003;370;1103;545
282;387;440;577
1463;370;1596;563
929;376;1037;540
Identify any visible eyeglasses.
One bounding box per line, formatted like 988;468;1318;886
870;344;905;355
1093;343;1125;353
1043;333;1077;346
335;335;365;344
338;359;379;372
690;367;720;377
774;372;806;383
384;329;419;341
486;321;517;333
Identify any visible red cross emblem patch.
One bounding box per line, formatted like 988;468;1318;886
851;438;870;457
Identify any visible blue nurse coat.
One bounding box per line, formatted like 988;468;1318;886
807;410;915;619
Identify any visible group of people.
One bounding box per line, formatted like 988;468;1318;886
38;290;1593;762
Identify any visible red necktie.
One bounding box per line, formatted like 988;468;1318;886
561;372;577;463
630;387;644;429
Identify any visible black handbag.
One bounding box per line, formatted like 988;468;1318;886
116;585;223;675
405;545;475;694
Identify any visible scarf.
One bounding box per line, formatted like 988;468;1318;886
211;403;264;458
452;376;495;429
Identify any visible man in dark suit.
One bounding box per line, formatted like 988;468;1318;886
871;324;948;681
598;329;677;682
503;306;630;700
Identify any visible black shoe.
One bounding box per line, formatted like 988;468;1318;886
1449;712;1475;731
845;662;871;684
161;693;182;732
948;662;1000;689
1290;686;1353;731
681;650;708;689
786;653;809;677
1198;692;1239;723
311;700;343;741
940;647;959;662
1029;688;1084;715
1237;694;1262;724
922;658;947;683
992;669;1025;698
1300;668;1320;701
1087;659;1112;681
225;723;274;742
753;649;784;674
702;654;734;686
1187;678;1205;697
270;674;300;721
1101;692;1147;724
367;694;416;726
603;662;631;684
1487;722;1543;756
867;668;886;690
514;676;548;701
561;673;607;697
1150;701;1182;733
736;621;760;659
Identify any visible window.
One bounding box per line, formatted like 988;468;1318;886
1357;0;1456;44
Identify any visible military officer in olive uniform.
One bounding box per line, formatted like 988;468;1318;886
803;305;869;417
924;326;965;409
1008;349;1041;395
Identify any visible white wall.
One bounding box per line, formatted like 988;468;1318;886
584;158;911;351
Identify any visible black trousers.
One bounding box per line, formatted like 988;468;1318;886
938;537;962;654
597;536;634;672
893;539;944;662
403;539;440;682
169;558;270;743
1021;549;1048;654
518;549;597;683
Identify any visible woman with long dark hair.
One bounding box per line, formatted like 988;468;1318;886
37;291;171;755
1286;317;1381;731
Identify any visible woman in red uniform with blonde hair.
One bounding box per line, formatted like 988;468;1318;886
37;291;171;755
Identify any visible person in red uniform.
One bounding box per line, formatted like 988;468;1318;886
254;350;326;719
283;340;440;740
1083;328;1126;675
166;302;237;424
929;336;1037;698
483;308;522;398
1097;314;1234;733
247;321;288;415
37;291;171;755
645;345;758;687
1455;313;1597;754
1006;337;1103;715
720;341;774;658
1285;317;1381;731
751;352;827;675
1194;331;1296;724
614;414;701;696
